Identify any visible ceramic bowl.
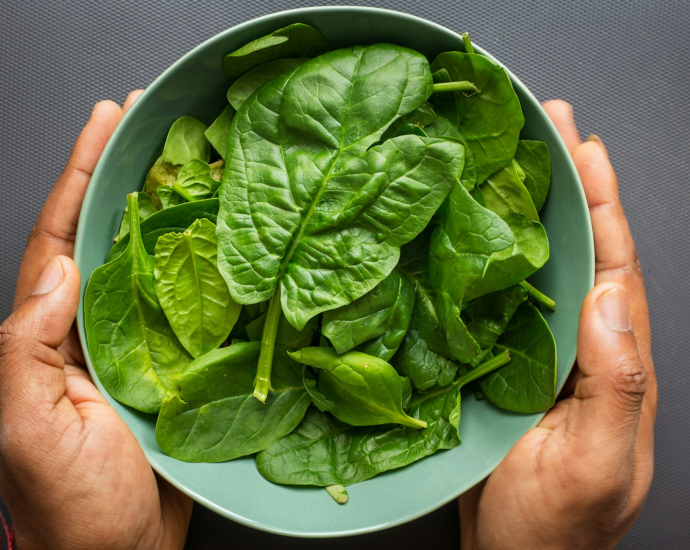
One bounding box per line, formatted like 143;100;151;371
74;6;594;537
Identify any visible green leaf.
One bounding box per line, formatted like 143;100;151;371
430;52;524;183
514;140;551;211
480;160;539;222
84;193;191;413
107;199;219;261
155;343;311;462
172;159;220;202
424;115;477;191
288;347;427;429
204;105;235;159
223;23;330;81
115;191;157;242
227;58;309;111
301;365;334;412
380;102;437;142
481;303;557;413
153;218;240;358
157;185;186;209
322;269;414;361
162;116;210;165
144;156;181;209
245;310;318;349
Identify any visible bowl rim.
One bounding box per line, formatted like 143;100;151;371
74;5;594;538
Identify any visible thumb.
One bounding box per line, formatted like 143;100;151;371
0;256;81;417
569;282;647;455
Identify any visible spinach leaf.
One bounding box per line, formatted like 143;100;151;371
246;311;318;349
514;140;551;212
144;156;181;209
480;303;557;412
430;52;524;183
157;185;186;209
227;58;309;111
115;191;157;242
257;351;510;486
223;23;330;81
84;193;191;413
107;198;219;261
154;218;240;358
155;343;311;462
171;159;220;202
322;269;414;361
217;44;464;401
204;105;235;159
379;102;437;142
424;115;477;191
480;160;539;222
289;347;425;429
162;116;210;165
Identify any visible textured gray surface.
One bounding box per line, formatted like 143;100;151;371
0;0;688;548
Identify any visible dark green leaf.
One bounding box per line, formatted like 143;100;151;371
514;140;551;212
480;160;539;222
155;343;311;461
481;303;557;412
154;218;241;358
162;116;210;165
245;310;318;349
172;159;220;202
223;23;330;80
227;58;309;111
302;365;334;412
204;105;235;159
115;191;157;242
84;193;191;413
424;115;477;191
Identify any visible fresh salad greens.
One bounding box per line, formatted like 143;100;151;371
84;23;558;503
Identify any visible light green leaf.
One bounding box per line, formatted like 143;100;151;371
157;185;186;209
162;116;210;165
514;140;551;211
115;191;157;242
204;106;235;159
227;58;309;111
172;159;220;202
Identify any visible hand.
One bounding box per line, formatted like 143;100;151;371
0;94;193;549
459;101;658;550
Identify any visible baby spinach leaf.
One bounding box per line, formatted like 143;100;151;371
380;102;437;142
246;311;318;350
227;58;309;111
157;185;186;209
162;116;210;165
257;351;510;486
108;198;219;261
155;343;311;462
115;191;157;242
302;365;334;412
217;44;464;401
480;303;557;413
154;218;240;358
223;23;330;81
172;159;220;202
204;105;235;159
288;347;426;429
84;193;191;413
430;51;524;183
144;156;181;209
514;140;551;212
424;115;477;191
480;161;539;222
322;269;414;360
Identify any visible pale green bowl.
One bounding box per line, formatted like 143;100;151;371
74;6;594;537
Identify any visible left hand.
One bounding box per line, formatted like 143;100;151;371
0;93;193;549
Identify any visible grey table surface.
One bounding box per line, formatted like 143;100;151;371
1;1;688;548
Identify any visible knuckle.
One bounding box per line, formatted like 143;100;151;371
611;352;647;407
0;317;23;356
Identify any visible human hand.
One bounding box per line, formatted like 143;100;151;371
0;93;193;549
458;100;657;550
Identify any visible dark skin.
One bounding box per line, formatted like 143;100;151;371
0;94;655;549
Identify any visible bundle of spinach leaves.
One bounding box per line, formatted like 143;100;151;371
84;24;558;503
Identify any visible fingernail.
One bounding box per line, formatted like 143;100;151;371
587;134;607;153
32;258;64;296
597;287;631;332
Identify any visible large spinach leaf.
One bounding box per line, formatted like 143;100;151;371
154;218;240;358
430;52;524;183
514;140;551;212
227;58;309;111
480;303;557;413
217;44;465;401
107;198;219;261
223;23;330;81
155;343;310;462
257;351;510;486
84;193;191;413
289;347;425;429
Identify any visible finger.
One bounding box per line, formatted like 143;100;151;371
156;475;194;547
122;89;144;113
458;479;485;549
0;256;81;420
542;100;582;154
558;364;583;399
14;101;123;308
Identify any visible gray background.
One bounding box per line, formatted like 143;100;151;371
1;0;688;548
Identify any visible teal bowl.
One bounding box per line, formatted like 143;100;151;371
74;6;594;537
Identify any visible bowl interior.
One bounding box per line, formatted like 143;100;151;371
74;7;593;538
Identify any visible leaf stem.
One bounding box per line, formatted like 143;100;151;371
171;183;195;203
254;287;282;402
454;349;511;388
520;281;556;311
432;81;480;94
462;32;475;54
127;192;140;243
325;484;349;504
